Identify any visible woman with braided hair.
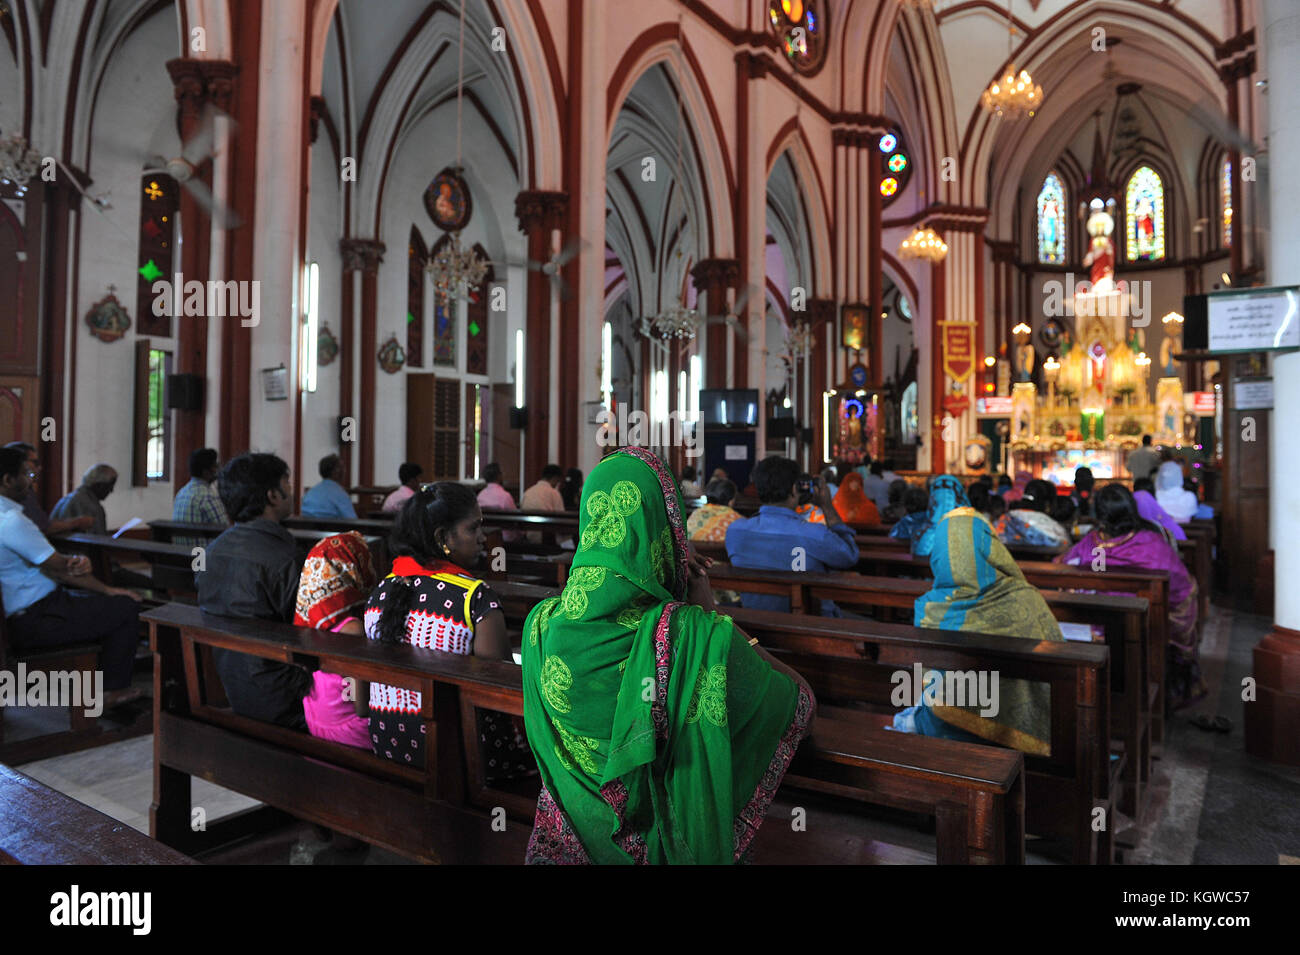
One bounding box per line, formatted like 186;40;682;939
363;482;531;778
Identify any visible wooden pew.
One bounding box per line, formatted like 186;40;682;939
490;582;1029;864
0;762;195;864
145;600;1027;864
852;547;1172;745
705;563;1150;831
148;522;387;574
710;606;1112;864
282;515;395;536
0;593;119;765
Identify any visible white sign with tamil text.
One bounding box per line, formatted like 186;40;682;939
1208;289;1300;352
1234;378;1273;410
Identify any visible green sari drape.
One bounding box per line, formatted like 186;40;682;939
521;447;813;864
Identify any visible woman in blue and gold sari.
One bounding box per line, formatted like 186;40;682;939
891;495;1063;755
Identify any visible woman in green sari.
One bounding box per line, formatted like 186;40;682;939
521;447;814;864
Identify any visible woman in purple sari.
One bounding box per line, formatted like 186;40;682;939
1061;484;1204;710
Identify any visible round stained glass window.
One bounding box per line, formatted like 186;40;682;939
768;0;829;76
877;128;911;207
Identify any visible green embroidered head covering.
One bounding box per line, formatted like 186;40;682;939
521;447;807;864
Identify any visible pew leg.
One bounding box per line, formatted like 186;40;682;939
935;800;972;864
151;761;192;850
1006;773;1026;864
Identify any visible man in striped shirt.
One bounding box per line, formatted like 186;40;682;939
173;448;229;548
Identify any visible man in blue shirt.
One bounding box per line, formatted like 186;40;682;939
726;456;860;615
0;447;142;707
301;453;357;519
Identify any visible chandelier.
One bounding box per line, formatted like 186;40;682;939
784;322;814;360
0;134;42;190
899;225;948;262
641;301;701;341
427;229;488;301
981;1;1044;118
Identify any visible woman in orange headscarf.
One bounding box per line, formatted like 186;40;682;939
833;472;881;524
294;531;378;749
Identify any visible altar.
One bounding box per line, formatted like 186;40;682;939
1006;196;1183;482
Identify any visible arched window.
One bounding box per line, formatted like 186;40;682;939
430;234;456;367
768;0;829;75
1124;165;1166;262
136;170;179;337
466;244;493;376
1221;157;1232;247
408;226;427;367
1036;172;1066;264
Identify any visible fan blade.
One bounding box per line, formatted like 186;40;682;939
550;271;571;300
141;166;169;176
181;104;227;167
182;177;242;230
553;235;588;266
730;282;758;318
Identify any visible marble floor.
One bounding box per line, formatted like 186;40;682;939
8;604;1298;864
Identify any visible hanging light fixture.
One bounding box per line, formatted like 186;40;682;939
426;1;488;301
784;321;814;360
981;0;1044;119
0;133;42;192
899;225;949;262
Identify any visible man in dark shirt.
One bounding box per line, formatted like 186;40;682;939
196;452;310;730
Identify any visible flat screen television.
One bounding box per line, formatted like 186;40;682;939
699;388;759;428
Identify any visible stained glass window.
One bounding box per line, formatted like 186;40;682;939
431;234;457;366
768;0;828;75
408;226;427;367
136;171;179;337
877;130;910;207
1125;165;1165;261
1036;172;1066;264
466;243;493;376
1221;157;1232;247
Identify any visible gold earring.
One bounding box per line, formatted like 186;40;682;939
442;544;451;555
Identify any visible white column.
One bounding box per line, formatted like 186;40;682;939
1267;0;1300;630
575;1;608;475
248;0;306;468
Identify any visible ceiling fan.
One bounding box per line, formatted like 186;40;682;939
492;235;588;299
121;104;241;229
702;282;757;342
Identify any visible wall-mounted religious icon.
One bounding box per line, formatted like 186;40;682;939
378;334;406;374
84;290;131;342
424;167;472;233
1039;317;1066;351
963;434;991;474
841;304;868;351
317;323;339;367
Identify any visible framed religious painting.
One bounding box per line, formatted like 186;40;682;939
424;167;472;233
841;304;869;352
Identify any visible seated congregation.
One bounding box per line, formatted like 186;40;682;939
0;436;1220;865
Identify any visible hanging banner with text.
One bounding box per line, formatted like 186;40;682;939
939;322;976;382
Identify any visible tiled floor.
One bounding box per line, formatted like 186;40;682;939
8;604;1298;864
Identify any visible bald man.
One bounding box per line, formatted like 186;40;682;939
50;464;118;536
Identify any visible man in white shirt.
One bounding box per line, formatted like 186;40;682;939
0;447;142;708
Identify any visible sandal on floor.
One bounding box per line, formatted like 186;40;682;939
1189;714;1232;733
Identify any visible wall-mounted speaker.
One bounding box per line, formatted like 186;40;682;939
766;416;798;438
167;373;204;411
509;406;528;429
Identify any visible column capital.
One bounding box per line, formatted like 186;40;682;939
925;205;990;234
200;61;238;113
514;190;568;234
166;58;207;120
735;50;769;80
807;297;836;325
690;257;740;290
340;237;386;273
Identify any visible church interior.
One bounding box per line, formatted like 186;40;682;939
1;0;1298;884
